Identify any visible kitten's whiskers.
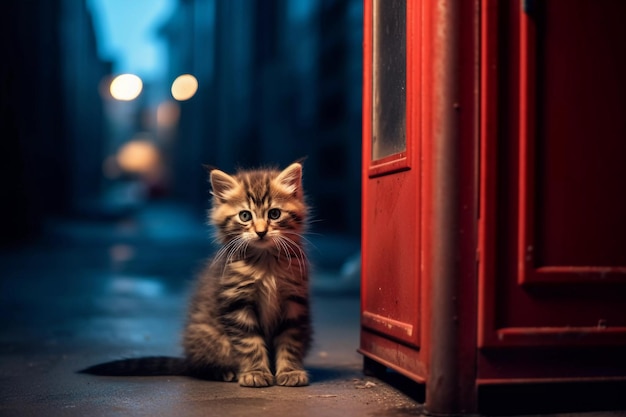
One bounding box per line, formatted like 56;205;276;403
274;234;308;277
212;235;251;277
281;230;318;254
272;236;293;269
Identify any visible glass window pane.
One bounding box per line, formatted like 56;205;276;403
372;0;407;161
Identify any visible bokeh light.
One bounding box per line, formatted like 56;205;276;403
110;73;143;101
171;74;198;101
156;100;181;128
116;139;160;174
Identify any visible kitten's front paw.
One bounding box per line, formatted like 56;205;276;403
239;371;274;387
276;370;309;387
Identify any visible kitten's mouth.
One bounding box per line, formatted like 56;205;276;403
250;236;274;249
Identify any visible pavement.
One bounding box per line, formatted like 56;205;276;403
0;202;421;417
1;202;625;417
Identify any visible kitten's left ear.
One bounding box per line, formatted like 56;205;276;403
275;162;302;196
210;169;239;201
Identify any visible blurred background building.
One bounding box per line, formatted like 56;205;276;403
0;0;363;252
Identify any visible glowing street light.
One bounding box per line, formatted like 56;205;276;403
116;139;160;175
110;74;143;101
171;74;198;101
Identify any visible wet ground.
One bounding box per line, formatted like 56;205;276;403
0;203;421;417
1;203;625;417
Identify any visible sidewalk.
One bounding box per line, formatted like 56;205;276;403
2;203;625;416
0;203;421;417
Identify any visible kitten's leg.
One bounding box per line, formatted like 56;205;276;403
219;304;273;387
274;299;311;387
234;334;274;387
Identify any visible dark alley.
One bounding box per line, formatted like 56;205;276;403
2;0;626;415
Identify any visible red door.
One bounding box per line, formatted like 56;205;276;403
361;0;626;413
360;0;427;381
478;0;626;382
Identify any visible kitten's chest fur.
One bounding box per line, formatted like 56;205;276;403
225;256;303;333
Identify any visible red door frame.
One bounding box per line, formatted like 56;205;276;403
423;0;480;412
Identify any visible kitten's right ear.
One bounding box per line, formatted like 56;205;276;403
276;162;303;197
210;169;239;201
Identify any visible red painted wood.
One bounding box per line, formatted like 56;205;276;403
478;0;626;357
363;0;626;408
360;331;427;384
518;0;626;284
361;0;422;354
477;0;500;352
361;1;479;413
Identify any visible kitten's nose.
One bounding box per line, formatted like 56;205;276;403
256;230;267;239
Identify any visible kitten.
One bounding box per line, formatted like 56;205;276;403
184;162;312;387
81;162;312;387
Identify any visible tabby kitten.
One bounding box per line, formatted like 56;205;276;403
183;162;312;387
80;163;312;387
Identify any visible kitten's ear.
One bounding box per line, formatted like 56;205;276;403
275;162;303;196
210;169;239;201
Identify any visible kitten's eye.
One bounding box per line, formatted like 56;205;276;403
268;208;281;220
239;210;252;222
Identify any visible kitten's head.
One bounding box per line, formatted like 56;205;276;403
208;162;307;252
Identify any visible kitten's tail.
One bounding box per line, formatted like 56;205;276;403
78;356;187;377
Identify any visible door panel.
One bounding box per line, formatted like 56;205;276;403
479;0;626;351
519;0;626;285
362;170;420;346
361;0;421;350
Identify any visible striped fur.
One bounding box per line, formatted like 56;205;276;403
183;162;312;387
